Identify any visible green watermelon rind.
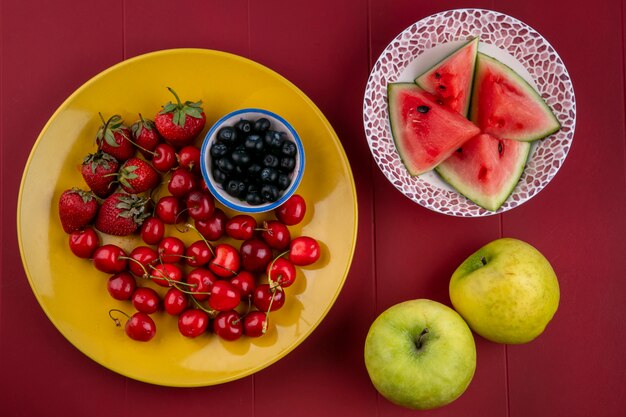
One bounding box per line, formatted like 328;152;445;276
435;140;531;212
415;37;479;118
470;53;561;142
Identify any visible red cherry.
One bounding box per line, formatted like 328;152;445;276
208;280;241;311
253;284;285;312
158;236;186;264
168;167;199;198
260;220;291;250
177;145;201;175
230;271;257;299
185;240;214;267
132;287;160;314
225;215;257;240
275;194;306;225
152;143;177;172
125;312;156;342
185;190;215;221
178;309;209;338
213;310;243;341
140;217;165;245
186;268;217;301
107;272;136;300
68;227;100;258
209;243;240;278
194;208;227;240
93;244;127;273
243;311;268;337
289;236;321;266
128;246;159;278
267;257;297;287
164;287;189;316
150;263;183;287
155;195;185;224
240;238;273;272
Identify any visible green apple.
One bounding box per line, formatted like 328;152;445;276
449;237;559;344
364;299;476;410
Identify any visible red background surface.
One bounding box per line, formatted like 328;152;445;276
2;1;625;416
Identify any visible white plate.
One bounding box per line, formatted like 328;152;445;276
363;9;576;217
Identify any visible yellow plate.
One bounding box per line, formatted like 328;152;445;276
17;49;358;387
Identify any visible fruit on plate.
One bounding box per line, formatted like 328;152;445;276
81;150;119;198
155;87;206;147
470;52;560;142
449;238;560;344
58;188;99;233
94;193;150;236
96;114;135;161
435;133;530;211
117;157;160;194
387;83;480;175
364;299;476;410
415;37;479;116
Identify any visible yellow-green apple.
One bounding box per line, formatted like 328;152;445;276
364;299;476;410
449;237;559;344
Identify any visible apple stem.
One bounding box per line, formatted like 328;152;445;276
415;328;429;350
480;256;487;266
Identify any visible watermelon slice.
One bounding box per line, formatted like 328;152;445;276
415;37;479;117
470;53;560;141
436;133;530;211
388;83;481;176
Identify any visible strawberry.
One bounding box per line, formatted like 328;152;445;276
117;157;160;194
131;113;162;158
155;87;206;148
95;193;151;236
58;188;99;233
81;151;119;198
96;113;135;161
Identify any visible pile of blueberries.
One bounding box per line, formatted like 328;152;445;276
210;117;298;205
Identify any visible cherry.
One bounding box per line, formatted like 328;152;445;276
209;243;240;278
243;311;268;337
267;257;297;287
240;237;273;272
140;217;165;245
230;271;256;299
185;240;214;267
109;310;156;341
107;272;136;300
275;194;306;225
68;227;100;258
168;167;199;198
128;246;159;278
93;244;127;273
260;220;291;250
177;145;201;175
186;268;217;301
158;236;186;264
152;143;177;172
225;215;257;240
213;310;243;341
163;287;189;316
208;280;241;311
150;263;183;287
185;190;215;221
289;236;321;266
132;287;160;314
178;309;209;338
253;284;285;312
155;195;185;224
194;208;228;240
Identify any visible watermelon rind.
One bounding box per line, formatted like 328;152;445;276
470;52;560;142
435;134;531;211
415;37;479;117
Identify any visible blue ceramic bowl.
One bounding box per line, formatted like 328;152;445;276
200;108;305;213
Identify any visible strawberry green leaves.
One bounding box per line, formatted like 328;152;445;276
159;87;204;128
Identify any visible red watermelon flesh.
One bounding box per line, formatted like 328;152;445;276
470;53;560;142
415;37;478;117
388;83;481;176
435;133;530;211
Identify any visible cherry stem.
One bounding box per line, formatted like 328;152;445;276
189;296;217;316
108;309;130;327
267;250;290;287
175;221;216;257
119;256;151;279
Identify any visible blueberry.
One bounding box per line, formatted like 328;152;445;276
247;163;263;177
231;146;252;167
211;142;229;158
280;156;296;172
247;183;260;194
235;119;252;135
263;154;279;168
212;168;228;185
216;157;235;174
254;118;271;133
261;184;279;202
217;126;238;146
281;140;297;157
260;167;278;183
264;130;283;148
226;179;246;197
277;173;291;190
244;134;264;153
246;192;263;206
